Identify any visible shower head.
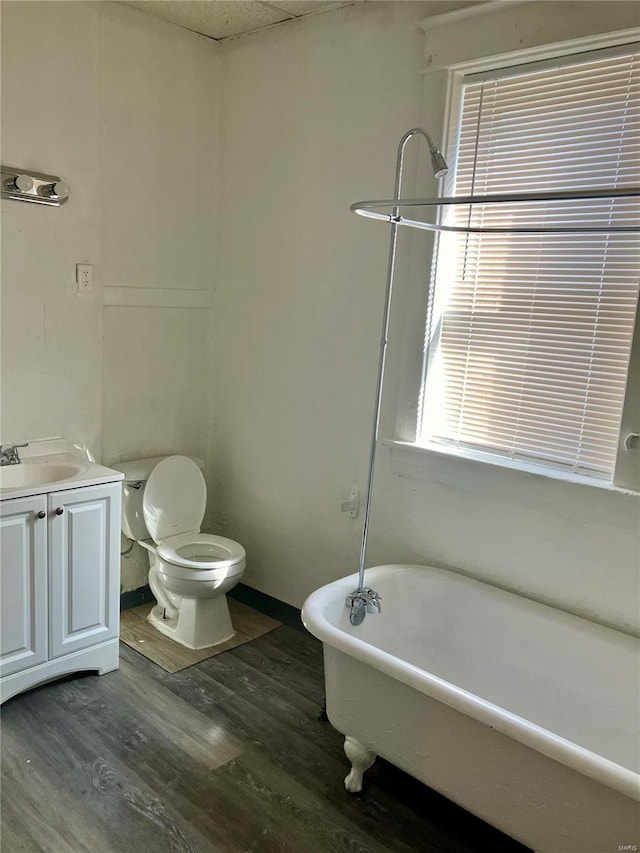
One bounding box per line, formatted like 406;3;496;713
430;149;449;178
399;128;449;178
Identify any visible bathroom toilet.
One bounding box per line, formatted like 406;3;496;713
115;455;246;649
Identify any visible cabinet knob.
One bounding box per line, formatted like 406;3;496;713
35;510;46;519
54;506;64;515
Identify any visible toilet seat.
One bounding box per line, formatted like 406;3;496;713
143;456;245;576
157;532;246;572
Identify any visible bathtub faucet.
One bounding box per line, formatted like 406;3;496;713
345;588;382;626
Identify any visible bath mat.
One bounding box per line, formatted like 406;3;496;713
120;599;281;673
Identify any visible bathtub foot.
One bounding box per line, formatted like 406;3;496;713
344;736;376;793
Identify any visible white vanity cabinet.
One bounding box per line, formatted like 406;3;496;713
0;479;122;703
48;483;121;659
0;494;48;678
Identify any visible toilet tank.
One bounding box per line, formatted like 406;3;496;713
112;455;205;541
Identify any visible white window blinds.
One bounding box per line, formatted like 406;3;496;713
420;45;640;480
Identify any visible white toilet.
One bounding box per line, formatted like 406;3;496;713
115;455;246;650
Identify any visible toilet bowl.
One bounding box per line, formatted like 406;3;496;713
115;455;246;650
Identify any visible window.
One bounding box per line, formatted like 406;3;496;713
420;44;640;483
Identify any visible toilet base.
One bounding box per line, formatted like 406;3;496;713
148;596;235;650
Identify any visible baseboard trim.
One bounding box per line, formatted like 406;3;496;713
119;582;305;633
229;584;305;632
120;584;155;611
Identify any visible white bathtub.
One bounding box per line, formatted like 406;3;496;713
302;565;640;853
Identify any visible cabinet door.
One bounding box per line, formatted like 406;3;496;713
48;482;121;659
0;495;48;678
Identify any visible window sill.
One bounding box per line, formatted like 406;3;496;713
382;439;640;498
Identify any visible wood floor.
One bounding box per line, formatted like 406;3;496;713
1;625;530;853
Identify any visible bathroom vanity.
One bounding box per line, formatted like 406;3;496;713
0;440;123;703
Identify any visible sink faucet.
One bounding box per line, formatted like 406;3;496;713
0;443;28;466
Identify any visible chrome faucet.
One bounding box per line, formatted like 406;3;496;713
345;587;382;626
0;443;28;466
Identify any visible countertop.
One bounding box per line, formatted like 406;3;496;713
0;439;124;501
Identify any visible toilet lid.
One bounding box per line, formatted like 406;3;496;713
143;456;206;543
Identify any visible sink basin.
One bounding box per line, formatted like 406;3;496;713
0;463;87;491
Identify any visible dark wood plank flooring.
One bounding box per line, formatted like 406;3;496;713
1;626;530;853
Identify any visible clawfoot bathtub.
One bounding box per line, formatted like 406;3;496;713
302;564;640;853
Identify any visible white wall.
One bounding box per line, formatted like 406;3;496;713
1;1;103;453
99;3;219;471
1;1;221;590
213;1;640;633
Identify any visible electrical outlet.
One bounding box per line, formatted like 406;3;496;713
76;263;93;293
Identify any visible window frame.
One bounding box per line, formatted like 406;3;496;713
395;36;640;493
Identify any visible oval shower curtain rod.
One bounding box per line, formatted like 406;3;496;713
350;186;640;234
345;125;640;630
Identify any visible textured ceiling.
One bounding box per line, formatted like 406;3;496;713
123;1;358;41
